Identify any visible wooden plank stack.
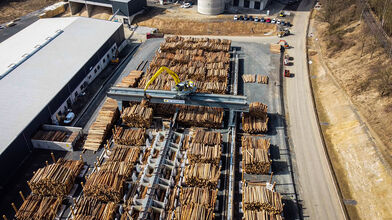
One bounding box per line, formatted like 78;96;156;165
242;185;283;215
32;130;70;142
15;194;62;220
138;36;231;95
121;104;153;128
179;187;218;209
243;74;256;83
242;102;269;133
191;129;222;146
242;136;271;174
84;98;119;151
74;196;116;220
177;106;224;128
116;70;144;88
28;159;83;196
83;171;124;203
113;126;145;146
173;203;214;220
243;210;283;220
107;145;141;164
187;143;221;166
183;163;220;189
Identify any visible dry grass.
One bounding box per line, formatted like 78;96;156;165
0;0;60;23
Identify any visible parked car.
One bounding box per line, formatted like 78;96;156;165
266;18;271;23
285;22;291;27
281;21;286;26
0;25;4;30
271;18;276;24
277;19;281;24
248;15;254;21
254;17;259;22
260;17;265;22
239;15;244;20
234;15;238;21
180;3;191;8
63;112;75;124
244;15;248;20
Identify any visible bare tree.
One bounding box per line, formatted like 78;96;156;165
375;66;392;96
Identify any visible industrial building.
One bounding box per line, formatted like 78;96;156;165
198;0;271;14
68;0;147;24
0;17;125;184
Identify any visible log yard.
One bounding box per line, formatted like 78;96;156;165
1;0;392;219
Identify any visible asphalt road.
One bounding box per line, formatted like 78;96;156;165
283;0;347;219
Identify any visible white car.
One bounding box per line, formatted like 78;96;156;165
271;18;276;24
234;15;238;21
64;112;75;124
277;19;281;24
180;3;191;8
254;17;259;22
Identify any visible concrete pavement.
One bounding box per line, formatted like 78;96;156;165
283;0;347;219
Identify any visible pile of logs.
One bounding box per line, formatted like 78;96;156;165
15;194;62;220
177;106;224;128
98;161;133;178
243;210;283;220
83;171;124;203
173;203;214;220
116;70;144;88
84;98;119;151
32;130;70;142
242;136;271;150
187;143;221;166
28;159;83;196
243;74;256;83
191;129;222;146
179;187;218;209
107;145;141;164
183;163;220;188
242;185;283;214
113;126;145;146
242;102;269;133
138;36;231;95
73;196;116;220
241;136;271;174
121;104;153;128
257;75;269;84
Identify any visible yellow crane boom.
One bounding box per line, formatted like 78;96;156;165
144;66;181;91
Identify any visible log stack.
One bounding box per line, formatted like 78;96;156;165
257;75;269;84
242;148;271;174
113;126;145;146
107;145;141;164
183;163;220;189
242;74;256;83
28;159;83;196
242;102;269;133
15;194;62;220
74;196;116;220
191;129;222;146
177;106;224;128
243;210;283;220
116;70;144;88
121;104;153;128
187;143;221;166
84;98;119;151
173;203;214;220
83;171;125;203
32;130;70;142
179;187;218;209
249;102;268;120
242;185;283;214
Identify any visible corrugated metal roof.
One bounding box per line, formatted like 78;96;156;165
0;17;122;153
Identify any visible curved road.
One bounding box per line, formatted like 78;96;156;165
284;0;347;219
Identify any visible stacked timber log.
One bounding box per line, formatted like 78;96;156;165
121;104;153;128
183;163;220;188
243;74;256;83
242;102;269;133
257;75;269;84
191;129;222;146
177;106;224;128
116;70;144;88
243;210;283;220
83;171;124;203
28;159;83;196
113;126;145;146
32;130;70;142
74;196;116;220
107;145;141;164
173;203;214;220
98;161;133;178
179;187;218;209
138;36;231;95
187;143;221;166
15;194;62;220
242;185;283;214
84;98;119;151
242;136;271;174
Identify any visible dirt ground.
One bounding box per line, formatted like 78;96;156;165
134;6;276;36
0;0;59;23
308;12;392;220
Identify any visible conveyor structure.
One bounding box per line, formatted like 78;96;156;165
107;87;249;112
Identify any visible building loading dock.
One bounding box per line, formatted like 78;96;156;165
0;17;125;186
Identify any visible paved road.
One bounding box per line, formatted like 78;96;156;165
283;0;347;219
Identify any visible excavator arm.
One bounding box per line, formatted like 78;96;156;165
144;66;181;91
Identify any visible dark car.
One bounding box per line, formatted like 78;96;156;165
248;15;254;21
281;21;286;26
260;17;265;22
285;22;291;27
244;15;248;20
266;18;271;23
239;15;244;20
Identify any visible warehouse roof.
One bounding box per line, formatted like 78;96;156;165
0;17;122;153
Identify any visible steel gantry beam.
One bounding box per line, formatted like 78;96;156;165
107;87;249;112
